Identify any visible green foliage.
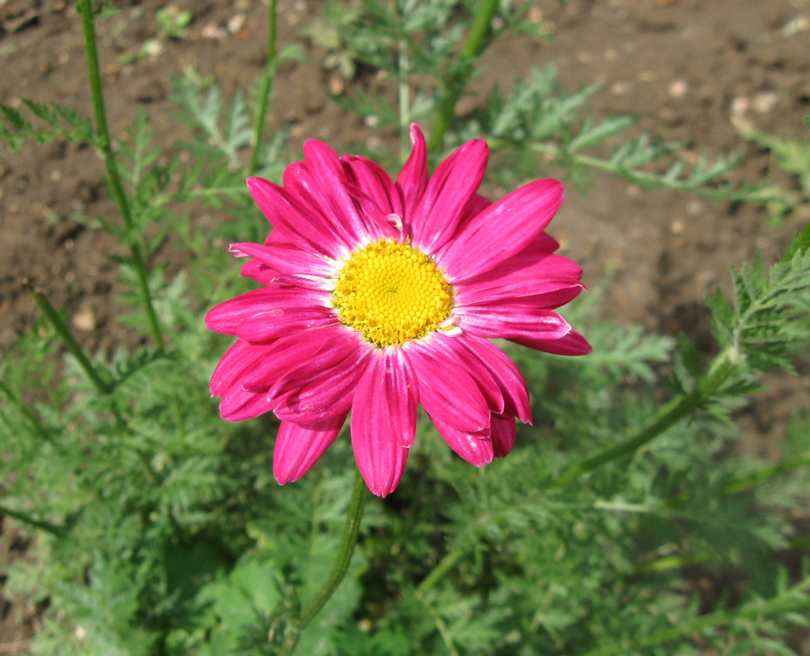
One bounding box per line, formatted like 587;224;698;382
742;128;810;224
156;7;193;40
0;99;94;150
708;248;810;372
2;1;809;655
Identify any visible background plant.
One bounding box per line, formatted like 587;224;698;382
0;1;809;655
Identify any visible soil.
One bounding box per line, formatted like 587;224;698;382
1;0;809;650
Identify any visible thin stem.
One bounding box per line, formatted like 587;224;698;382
428;0;500;152
299;469;368;627
415;592;460;656
0;503;65;538
279;470;368;655
724;448;810;495
577;577;810;656
30;288;113;395
0;379;56;445
77;0;164;351
549;350;737;488
416;546;467;596
249;0;278;175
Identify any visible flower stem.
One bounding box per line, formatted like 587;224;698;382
428;0;500;152
549;349;737;488
0;503;65;538
29;287;113;395
249;0;278;175
77;0;164;352
299;469;368;626
280;469;368;655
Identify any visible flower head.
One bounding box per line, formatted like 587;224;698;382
206;125;590;496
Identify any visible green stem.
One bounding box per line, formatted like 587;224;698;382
249;0;278;175
30;288;113;395
578;578;810;656
428;0;499;152
280;470;368;655
0;379;56;445
416;546;467;596
77;0;164;351
549;350;737;488
724;448;810;495
0;503;65;538
634;552;714;574
415;592;460;656
299;470;367;626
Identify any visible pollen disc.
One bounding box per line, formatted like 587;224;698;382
333;239;454;348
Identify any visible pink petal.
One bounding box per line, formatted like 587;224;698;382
240;327;347;392
342;155;405;229
437;179;564;281
405;338;490;433
210;339;267;396
236;307;338;343
274;413;347;485
396;124;428;219
524;232;560;253
205;287;330;335
457;335;531;424
409;139;489;252
350;350;416;496
354;348;418;444
491;414;516;458
261;273;335;291
301;140;384;243
453;193;493;234
460;284;584;310
240;258;275;284
211;339;276;421
228;242;335;277
431;417;493;466
511;328;593;355
456;252;584;305
266;328;369;398
247;176;344;258
417;332;504;414
272;345;371;422
458;306;571;343
220;391;273;421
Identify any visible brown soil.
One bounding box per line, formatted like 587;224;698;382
1;0;809;649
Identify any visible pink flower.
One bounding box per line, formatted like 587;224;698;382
206;125;590;497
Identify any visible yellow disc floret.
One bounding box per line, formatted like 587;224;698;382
333;239;454;348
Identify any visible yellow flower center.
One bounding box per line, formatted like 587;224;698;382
333;239;454;348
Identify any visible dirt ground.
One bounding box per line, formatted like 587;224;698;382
1;0;810;650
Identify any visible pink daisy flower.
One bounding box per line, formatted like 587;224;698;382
206;125;590;497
